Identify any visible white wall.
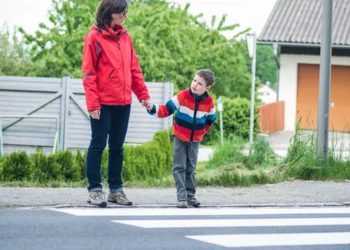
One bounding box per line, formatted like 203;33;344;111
278;54;350;131
258;85;277;104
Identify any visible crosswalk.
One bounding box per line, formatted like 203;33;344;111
186;232;350;248
51;207;350;248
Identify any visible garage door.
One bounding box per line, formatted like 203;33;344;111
296;64;350;132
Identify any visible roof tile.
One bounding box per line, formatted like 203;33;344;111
258;0;350;47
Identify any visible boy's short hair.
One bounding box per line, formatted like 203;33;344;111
196;69;215;87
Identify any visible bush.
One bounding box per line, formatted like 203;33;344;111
202;96;259;145
123;130;173;183
122;146;138;182
0;130;173;185
100;149;109;180
1;151;31;181
152;129;173;173
55;150;80;181
97;130;173;184
222;97;258;139
0;156;4;181
31;148;62;182
75;149;87;179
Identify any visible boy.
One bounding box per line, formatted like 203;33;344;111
147;69;216;208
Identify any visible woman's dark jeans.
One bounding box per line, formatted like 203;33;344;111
86;105;131;192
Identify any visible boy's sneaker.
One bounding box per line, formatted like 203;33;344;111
187;196;200;207
108;191;133;206
176;200;188;208
87;191;107;207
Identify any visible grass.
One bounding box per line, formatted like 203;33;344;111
206;136;246;168
197;128;350;187
196;136;282;186
282;128;350;180
197;164;281;187
0;180;87;188
1;128;350;188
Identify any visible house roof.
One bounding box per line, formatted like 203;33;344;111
258;0;350;48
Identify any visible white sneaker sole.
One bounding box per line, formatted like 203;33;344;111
87;200;107;208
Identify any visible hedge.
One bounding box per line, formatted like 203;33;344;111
0;130;173;184
203;96;259;144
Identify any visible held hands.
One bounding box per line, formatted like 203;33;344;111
89;109;101;120
141;99;153;110
89;101;152;120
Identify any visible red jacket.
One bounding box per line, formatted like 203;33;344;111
149;89;216;142
82;25;149;111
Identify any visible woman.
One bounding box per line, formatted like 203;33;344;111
82;0;150;207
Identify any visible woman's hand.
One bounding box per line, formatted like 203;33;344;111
141;99;152;110
89;110;101;120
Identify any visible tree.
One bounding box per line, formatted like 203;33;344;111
255;44;278;89
0;26;33;76
19;0;97;77
125;1;252;98
19;0;252;98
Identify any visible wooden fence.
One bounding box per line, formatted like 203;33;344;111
258;101;285;134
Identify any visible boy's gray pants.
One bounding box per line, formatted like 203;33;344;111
173;136;199;201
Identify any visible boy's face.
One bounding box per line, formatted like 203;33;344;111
191;74;210;96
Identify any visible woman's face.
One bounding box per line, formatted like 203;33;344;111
111;10;127;27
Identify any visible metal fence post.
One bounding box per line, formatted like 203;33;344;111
163;80;173;129
59;75;70;151
52;118;60;154
0;120;3;157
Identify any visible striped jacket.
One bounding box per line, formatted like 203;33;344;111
149;88;216;142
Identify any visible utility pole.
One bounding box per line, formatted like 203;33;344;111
316;0;333;160
246;32;256;151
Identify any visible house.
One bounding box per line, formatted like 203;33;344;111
257;83;277;104
258;0;350;132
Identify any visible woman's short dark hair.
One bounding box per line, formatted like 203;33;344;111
96;0;128;28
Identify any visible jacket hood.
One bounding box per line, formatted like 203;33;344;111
92;24;127;38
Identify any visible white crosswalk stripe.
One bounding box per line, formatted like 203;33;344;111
51;207;350;248
51;207;350;216
186;232;350;248
112;217;350;228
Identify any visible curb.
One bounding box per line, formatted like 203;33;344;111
5;202;350;209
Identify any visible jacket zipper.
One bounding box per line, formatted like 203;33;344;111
190;98;200;142
116;31;127;103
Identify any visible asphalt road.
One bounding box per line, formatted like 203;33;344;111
1;207;350;250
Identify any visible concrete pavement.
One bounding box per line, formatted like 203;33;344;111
1;180;350;208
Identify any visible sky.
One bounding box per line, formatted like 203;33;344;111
0;0;277;36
